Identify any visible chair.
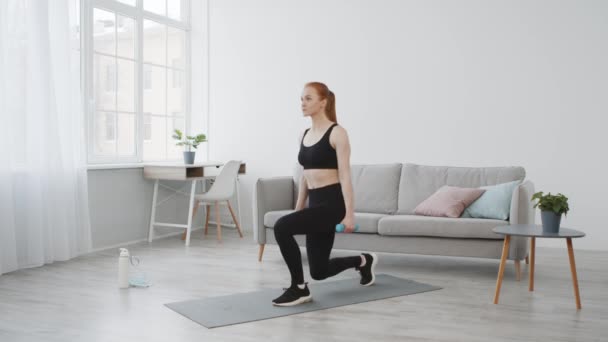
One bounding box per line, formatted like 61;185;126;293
181;160;244;242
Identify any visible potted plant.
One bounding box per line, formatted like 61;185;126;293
172;129;207;164
531;191;569;233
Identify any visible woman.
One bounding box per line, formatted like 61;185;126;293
272;82;378;307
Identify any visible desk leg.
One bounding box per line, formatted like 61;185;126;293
529;237;535;291
185;180;197;246
202;177;208;192
494;235;511;304
567;238;582;310
235;176;242;232
148;180;159;243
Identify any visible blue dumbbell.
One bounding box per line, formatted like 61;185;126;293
336;223;360;233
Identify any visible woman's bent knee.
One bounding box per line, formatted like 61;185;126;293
309;268;328;281
273;217;288;239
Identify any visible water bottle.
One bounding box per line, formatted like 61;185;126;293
336;223;360;233
118;248;130;289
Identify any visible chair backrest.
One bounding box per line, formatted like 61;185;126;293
206;160;242;200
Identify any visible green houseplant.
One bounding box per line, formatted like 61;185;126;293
531;192;569;233
172;129;207;164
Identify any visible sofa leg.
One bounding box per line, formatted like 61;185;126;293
258;244;265;262
515;260;521;281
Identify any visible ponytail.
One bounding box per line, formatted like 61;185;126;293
325;90;337;123
304;82;338;123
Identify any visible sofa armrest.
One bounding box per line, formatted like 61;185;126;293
253;176;294;244
508;180;535;260
509;180;535;225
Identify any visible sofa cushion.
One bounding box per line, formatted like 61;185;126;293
397;163;526;215
352;212;385;233
264;210;384;234
264;210;295;228
351;163;402;214
414;186;485;218
378;215;506;239
292;163;401;214
464;180;522;220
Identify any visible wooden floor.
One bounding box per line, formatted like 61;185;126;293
1;230;607;342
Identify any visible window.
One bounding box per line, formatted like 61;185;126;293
85;0;190;163
171;112;185;133
143;66;152;90
105;64;116;92
143;114;152;141
105;113;116;141
171;58;183;88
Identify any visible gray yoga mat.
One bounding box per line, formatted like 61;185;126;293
165;274;441;328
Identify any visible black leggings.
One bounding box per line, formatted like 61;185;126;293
274;183;361;285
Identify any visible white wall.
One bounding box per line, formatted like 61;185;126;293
205;0;608;250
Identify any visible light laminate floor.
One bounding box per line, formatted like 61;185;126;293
1;230;607;341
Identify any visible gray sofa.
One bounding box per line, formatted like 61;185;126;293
253;163;534;276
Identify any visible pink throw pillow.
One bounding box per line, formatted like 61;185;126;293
414;186;485;218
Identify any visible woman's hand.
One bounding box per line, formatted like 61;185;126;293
340;213;356;233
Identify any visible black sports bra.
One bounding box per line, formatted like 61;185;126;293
298;123;339;170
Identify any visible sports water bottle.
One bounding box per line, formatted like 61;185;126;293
336;223;360;233
118;248;130;289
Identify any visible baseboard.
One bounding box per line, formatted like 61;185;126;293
89;228;203;253
89;224;243;254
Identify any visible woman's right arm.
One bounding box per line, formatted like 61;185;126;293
295;175;308;211
294;130;308;211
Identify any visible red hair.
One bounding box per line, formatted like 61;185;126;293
305;82;337;123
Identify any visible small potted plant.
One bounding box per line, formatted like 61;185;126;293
531;191;569;233
172;129;207;164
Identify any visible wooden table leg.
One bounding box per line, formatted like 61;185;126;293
227;201;244;238
215;202;222;242
529;237;535;292
494;235;511;304
566;238;582;310
258;244;265;262
204;205;210;236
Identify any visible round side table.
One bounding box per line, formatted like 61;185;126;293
492;224;586;310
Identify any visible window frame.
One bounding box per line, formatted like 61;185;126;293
83;0;191;164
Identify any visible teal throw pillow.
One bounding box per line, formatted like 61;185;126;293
463;180;522;220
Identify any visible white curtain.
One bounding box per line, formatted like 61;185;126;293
0;0;92;275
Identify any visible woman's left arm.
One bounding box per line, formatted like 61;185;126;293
333;127;356;232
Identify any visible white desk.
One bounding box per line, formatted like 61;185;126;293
143;161;245;246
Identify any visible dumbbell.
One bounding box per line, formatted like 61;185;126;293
335;223;360;233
